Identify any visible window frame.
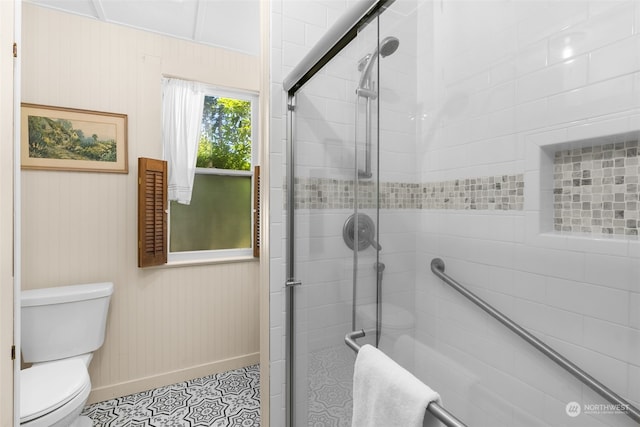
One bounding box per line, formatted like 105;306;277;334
167;86;259;264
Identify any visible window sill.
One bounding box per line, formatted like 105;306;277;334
151;256;259;269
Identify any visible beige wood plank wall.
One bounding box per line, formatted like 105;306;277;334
20;3;261;404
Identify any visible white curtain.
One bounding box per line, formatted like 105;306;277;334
162;78;205;205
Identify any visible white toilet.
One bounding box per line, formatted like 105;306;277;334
20;282;114;427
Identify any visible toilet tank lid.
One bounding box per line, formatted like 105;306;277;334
21;282;114;307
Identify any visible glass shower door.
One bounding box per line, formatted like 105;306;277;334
288;17;381;427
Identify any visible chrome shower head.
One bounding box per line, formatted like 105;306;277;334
378;36;399;58
358;36;400;94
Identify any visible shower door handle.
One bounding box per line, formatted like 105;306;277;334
285;279;302;288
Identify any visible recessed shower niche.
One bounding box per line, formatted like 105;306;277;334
542;131;640;237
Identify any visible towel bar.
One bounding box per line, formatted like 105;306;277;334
345;329;468;427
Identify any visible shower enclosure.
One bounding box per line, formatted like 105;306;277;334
280;0;640;426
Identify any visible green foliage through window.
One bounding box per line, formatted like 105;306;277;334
197;96;252;170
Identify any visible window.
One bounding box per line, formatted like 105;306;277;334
168;88;259;262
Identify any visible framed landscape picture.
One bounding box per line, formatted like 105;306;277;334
21;103;128;173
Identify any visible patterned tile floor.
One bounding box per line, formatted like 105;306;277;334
81;365;260;427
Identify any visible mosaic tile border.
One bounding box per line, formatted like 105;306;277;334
553;140;640;236
293;174;525;211
289;138;640;237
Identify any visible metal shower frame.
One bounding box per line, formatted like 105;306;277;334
283;1;393;426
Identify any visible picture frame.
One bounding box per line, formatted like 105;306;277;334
21;103;128;173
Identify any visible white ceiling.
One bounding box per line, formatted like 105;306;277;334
25;0;261;56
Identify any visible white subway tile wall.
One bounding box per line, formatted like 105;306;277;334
272;0;640;426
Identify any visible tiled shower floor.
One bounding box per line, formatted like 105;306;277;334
81;364;260;427
307;346;355;427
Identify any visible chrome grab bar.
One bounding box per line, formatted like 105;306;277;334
345;329;468;427
431;257;640;424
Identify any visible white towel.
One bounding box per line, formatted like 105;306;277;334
352;344;442;427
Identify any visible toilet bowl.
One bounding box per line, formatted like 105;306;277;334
20;359;92;427
20;282;113;427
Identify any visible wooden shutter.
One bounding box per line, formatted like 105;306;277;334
253;165;260;258
138;157;168;267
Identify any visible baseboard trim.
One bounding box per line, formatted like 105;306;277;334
87;352;260;405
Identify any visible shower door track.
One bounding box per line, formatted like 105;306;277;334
283;0;394;96
431;258;640;424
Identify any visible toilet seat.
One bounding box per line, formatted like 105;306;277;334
21;359;90;423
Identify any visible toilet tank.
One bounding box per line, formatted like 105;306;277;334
21;282;113;364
